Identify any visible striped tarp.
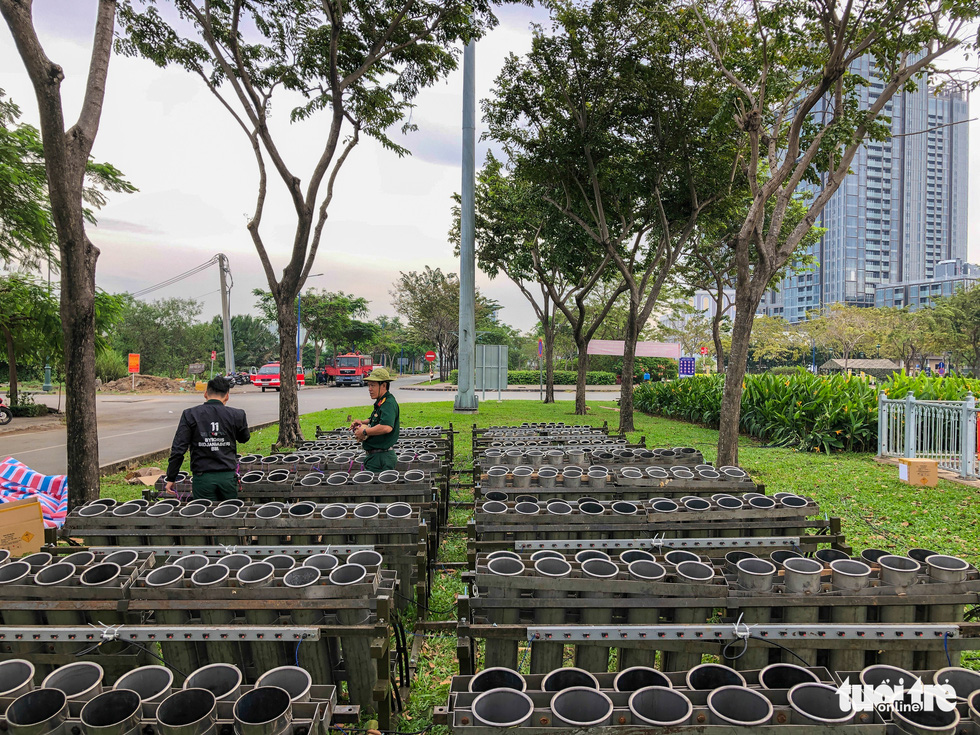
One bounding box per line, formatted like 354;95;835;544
0;458;68;528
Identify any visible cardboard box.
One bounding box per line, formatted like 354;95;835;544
0;499;44;556
898;458;939;487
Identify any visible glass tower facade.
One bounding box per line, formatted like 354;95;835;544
760;69;969;322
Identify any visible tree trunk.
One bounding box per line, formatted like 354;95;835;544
712;303;726;373
3;326;17;407
717;288;759;466
617;299;640;433
574;346;589;414
276;302;303;447
543;302;556;404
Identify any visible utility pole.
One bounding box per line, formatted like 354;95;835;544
218;254;235;372
454;38;478;413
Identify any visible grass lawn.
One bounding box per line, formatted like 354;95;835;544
97;398;980;732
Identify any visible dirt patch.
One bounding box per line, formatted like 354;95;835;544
101;375;189;393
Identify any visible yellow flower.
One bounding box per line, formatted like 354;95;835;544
843;406;848;412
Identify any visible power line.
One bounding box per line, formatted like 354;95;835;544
131;256;219;298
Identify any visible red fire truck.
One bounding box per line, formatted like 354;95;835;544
324;352;375;387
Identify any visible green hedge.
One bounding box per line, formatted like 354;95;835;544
634;369;980;454
449;369;617;386
10;403;48;417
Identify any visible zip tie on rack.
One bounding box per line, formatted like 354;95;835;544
91;622;124;643
220;544;238;554
732;613;756;641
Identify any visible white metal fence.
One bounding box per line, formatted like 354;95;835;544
878;392;978;478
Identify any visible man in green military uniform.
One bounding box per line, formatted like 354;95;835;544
351;367;400;472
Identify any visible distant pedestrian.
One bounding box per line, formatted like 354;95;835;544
642;370;651;382
165;376;250;501
350;368;400;472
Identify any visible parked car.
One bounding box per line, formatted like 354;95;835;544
250;362;306;392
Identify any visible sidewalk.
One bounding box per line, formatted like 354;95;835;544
401;382;620;393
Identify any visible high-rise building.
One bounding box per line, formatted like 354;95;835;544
760;68;969;322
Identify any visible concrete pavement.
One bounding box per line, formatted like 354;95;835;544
0;377;616;475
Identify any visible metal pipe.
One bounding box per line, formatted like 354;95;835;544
62;551;95;567
110;504;142;546
79;689;142;735
183;663;243;702
157;688;217;735
265;555;295;571
725;550;756;574
830;559;872;672
287;503;316;545
173;555;209;574
21;552;52;571
113;665;173;703
529;557;571;673
0;659;35;698
686;664;746;690
891;690;960;735
232;686;292;735
100;550;139;568
255;667;312;703
5;688;68;735
758;663;819;690
628;686;692;727
549;687;613;728
541;667;598;692
210;504;240;547
485;467;507;489
614;667;671;692
385;503;412;519
878;555;920;669
860;665;916;690
467;668;527;693
347;550;382;568
470;688;534;728
42;661;104;701
77;504;110;547
34;562;75;587
177;504;209;546
619;549;654;564
707;686;773;726
788;682;855;725
303;554;339;572
189;567;240;666
216;554;251;573
621;560;664;668
933;667;980;700
285;568;336;686
328;563;367;586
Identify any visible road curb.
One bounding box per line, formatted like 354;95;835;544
98;418;281;477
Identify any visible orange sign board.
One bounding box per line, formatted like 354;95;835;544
128;353;140;374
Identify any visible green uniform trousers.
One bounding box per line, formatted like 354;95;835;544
192;471;238;501
364;450;397;473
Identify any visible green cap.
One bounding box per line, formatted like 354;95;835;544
364;367;394;382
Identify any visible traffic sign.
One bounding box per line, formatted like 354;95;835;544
538;339;543;357
679;357;695;378
128;354;140;374
211;350;217;361
700;346;708;355
425;351;437;362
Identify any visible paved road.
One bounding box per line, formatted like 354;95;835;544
0;377;616;475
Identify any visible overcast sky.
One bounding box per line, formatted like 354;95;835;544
1;3;977;335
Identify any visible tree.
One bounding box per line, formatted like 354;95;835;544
117;0;515;448
484;0;737;431
0;274;59;404
804;305;882;370
691;0;980;464
934;286;980;375
1;0;129;506
112;297;213;377
749;316;807;367
880;307;937;373
209;314;276;369
655;301;715;360
0;89;53;269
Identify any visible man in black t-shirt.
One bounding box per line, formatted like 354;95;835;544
165;376;251;500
